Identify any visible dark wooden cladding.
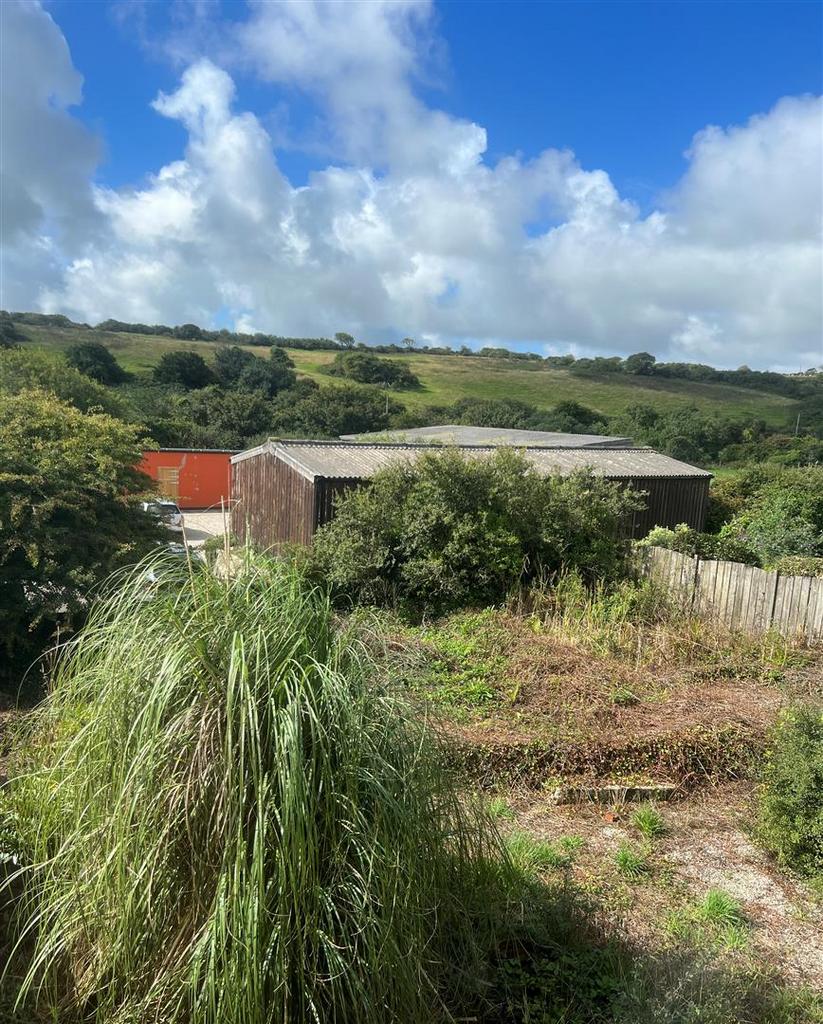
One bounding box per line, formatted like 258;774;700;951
621;476;710;536
232;450;316;549
233;448;710;550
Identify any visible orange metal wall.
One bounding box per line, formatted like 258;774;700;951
139;450;236;510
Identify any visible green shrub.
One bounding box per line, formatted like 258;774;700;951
716;467;823;563
326;350;420;389
642;523;760;565
310;449;642;615
758;704;823;879
65;341;128;385
767;555;823;578
4;554;512;1022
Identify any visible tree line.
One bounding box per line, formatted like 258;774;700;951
4;309;821;401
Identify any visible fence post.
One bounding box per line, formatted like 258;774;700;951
766;569;780;633
689;554;700;616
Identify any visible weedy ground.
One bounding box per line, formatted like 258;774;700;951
364;583;818;788
359;588;823;1017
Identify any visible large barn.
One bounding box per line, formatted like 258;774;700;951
231;439;712;549
340;425;633;447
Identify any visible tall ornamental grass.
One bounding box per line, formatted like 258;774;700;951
6;553;509;1023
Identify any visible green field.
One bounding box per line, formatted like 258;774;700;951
20;323;801;427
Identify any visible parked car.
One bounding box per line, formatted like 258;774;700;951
141;499;183;530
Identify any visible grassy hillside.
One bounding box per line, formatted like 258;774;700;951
20;322;801;427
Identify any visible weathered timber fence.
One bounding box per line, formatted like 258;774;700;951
640;546;823;641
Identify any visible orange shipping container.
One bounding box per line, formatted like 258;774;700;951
139;449;237;510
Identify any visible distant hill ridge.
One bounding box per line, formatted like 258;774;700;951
3;309;820;400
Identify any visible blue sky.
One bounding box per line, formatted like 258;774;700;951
3;0;822;367
50;0;822;202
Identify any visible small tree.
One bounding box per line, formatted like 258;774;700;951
0;389;162;686
270;383;401;438
213;345;254;387
402;337;415;351
173;323;203;340
153;351;215;390
334;332;356;349
624;352;657;376
325;351;420;389
65;341;129;385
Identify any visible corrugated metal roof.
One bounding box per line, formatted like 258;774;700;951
232;439;711;480
339;425;633;447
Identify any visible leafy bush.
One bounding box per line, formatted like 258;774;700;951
153;350;215;389
758;704;823;880
213;345;295;396
65;341;128;385
5;554;512;1023
768;555;823;578
0;390;161;688
326;350;420;389
270;382;403;437
310;449;642;615
713;467;823;563
641;523;760;565
0;347;122;415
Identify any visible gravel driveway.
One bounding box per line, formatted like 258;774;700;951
180;511;229;547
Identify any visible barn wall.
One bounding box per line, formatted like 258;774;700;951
314;478;366;530
623;477;710;536
313;475;710;540
233;455;710;548
139;450;235;510
231;452;316;548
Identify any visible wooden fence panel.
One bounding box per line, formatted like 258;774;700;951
642;546;822;641
804;578;823;636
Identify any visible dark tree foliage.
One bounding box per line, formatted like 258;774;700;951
269;346;295;369
0;390;162;688
326;351;420;390
184;386;275;449
213;345;254;386
0;311;25;347
213;345;296;397
65;342;129;385
309;448;642;616
8;312;85;328
392;397;608;436
173;323;204;340
153;351;215;390
270;383;402;438
623;352;657;375
97;319;174;336
0;348;123;415
613;404;746;463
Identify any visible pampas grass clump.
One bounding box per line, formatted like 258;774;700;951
7;553;508;1023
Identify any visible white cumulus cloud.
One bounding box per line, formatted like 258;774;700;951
1;0;821;369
